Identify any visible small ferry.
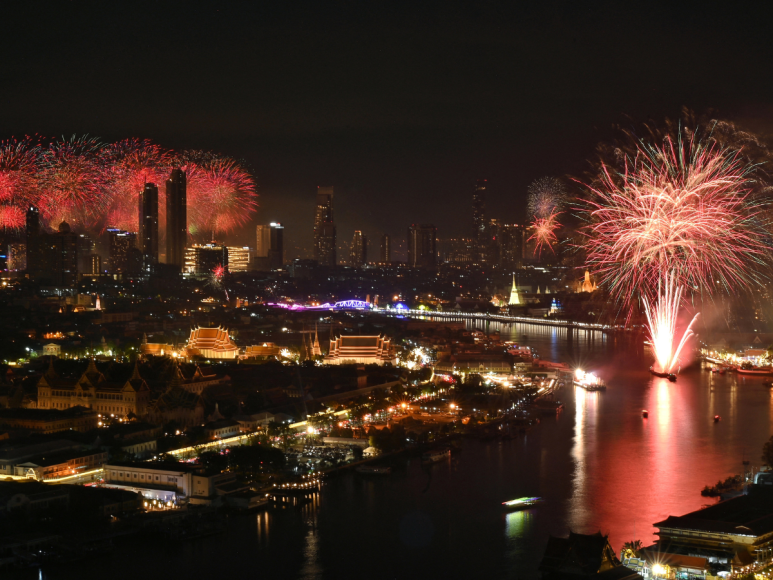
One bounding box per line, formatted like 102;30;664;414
649;367;677;382
422;449;450;464
502;497;543;511
573;369;606;391
355;466;392;475
736;364;773;376
642;410;648;418
714;415;721;423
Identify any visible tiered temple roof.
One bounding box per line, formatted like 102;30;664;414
186;327;239;359
324;335;396;366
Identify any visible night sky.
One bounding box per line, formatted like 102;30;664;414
3;1;773;259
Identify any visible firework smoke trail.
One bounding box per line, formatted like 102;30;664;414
527;210;561;257
528;176;568;218
642;272;700;373
581;133;770;305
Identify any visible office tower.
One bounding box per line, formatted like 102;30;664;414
166;168;187;270
255;224;271;258
407;224;437;268
486;218;500;264
90;254;102;275
350;230;367;267
499;224;525;269
139;182;159;272
33;221;78;286
472;179;487;248
108;229;141;275
313;186;336;266
380;234;390;264
184;243;228;274
77;234;95;274
269;222;284;269
444;238;476;263
8;243;26;271
25;206;39;273
226;247;252;272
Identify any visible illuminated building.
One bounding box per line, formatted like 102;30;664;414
472;179;487;247
139;333;175;357
577;270;597;293
313;186;336;266
90;254;101;275
380;234;390;263
0;406;98;434
36;359;151;418
255;224;271;257
324;335;397;365
108;228;141;276
407;224;437;268
185;327;239;359
138;182;159;272
350;230;367;266
499;224;525;269
226;246;252;272
165;168;187;270
184;244;228;274
269;222;284;268
8;242;26;271
13;448;108;480
244;343;282;358
508;273;521;305
76;233;94;273
172;364;230;394
443;237;476;263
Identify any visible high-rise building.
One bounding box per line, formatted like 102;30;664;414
184;244;228;274
407;224;437;268
380;234;391;264
77;234;95;274
108;229;141;276
499;224;525;269
313;186;336;266
37;222;79;286
350;230;367;267
8;243;26;271
165;169;187;270
25;205;39;274
255;225;271;258
227;247;252;272
90;254;102;275
139;182;159;272
472;179;487;248
269;222;284;269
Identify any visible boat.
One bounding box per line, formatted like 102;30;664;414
355;465;392;475
642;410;648;418
422;449;450;463
736;364;773;376
649;367;677;382
502;497;543;511
714;415;721;423
573;369;606;391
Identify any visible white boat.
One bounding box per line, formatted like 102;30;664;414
422;449;450;463
573;369;606;391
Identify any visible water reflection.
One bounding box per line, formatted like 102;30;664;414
505;509;535;538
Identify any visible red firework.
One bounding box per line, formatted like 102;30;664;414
37;135;107;229
579;133;770;304
528;210;561;257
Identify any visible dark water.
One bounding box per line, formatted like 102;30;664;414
33;320;773;580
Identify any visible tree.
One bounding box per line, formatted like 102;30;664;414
621;540;642;559
763;435;773;467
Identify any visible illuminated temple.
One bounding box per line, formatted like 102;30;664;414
324;335;397;366
185;327;239;359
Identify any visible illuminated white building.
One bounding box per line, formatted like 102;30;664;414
324;335;396;365
227;246;252;272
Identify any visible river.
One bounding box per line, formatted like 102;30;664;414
33;320;773;580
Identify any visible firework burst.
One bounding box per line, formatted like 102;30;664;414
580;132;770;305
643;272;700;373
528;176;568;219
528;210;561;257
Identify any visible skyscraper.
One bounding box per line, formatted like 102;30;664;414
499;224;525;269
165;168;187;270
472;179;487;248
184;243;228;274
139;182;159;272
380;234;391;264
25;205;39;274
255;224;271;258
350;230;367;267
407;224;437;268
313;186;336;266
108;229;141;276
269;222;284;269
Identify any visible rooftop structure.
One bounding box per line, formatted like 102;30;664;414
324;335;396;366
186;327;239;359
